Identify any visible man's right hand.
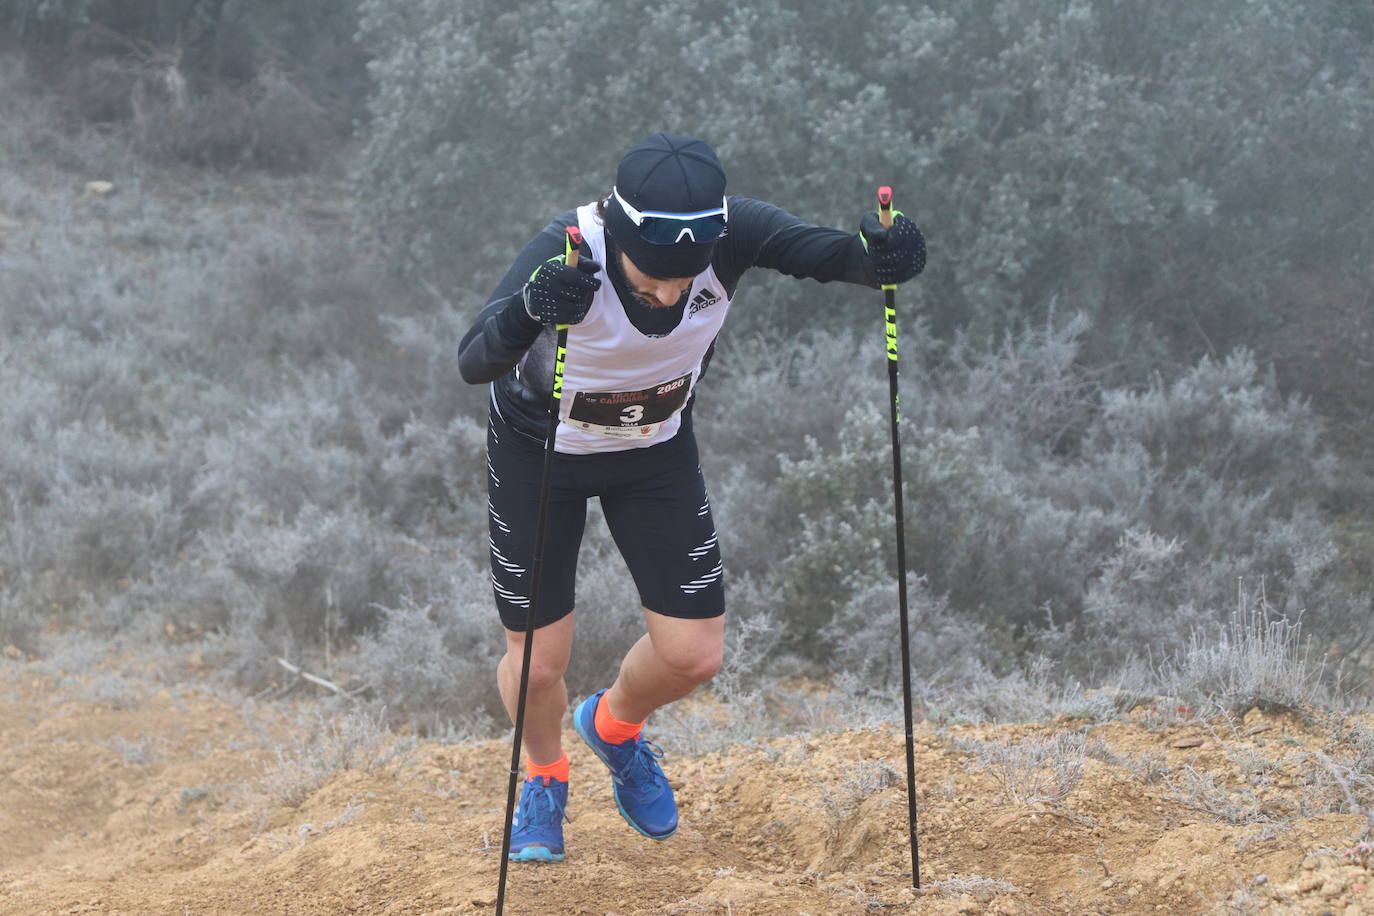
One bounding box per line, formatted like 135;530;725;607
522;255;602;326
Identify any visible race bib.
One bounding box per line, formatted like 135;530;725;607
566;372;693;439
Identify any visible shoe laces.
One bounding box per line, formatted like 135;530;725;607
618;738;666;789
518;778;567;826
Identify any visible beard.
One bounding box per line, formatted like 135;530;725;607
629;285;690;310
609;245;691;312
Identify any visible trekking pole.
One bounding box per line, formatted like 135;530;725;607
877;186;921;889
495;225;582;916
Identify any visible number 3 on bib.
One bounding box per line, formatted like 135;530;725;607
568;372;694;439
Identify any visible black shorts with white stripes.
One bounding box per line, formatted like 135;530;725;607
486;404;725;631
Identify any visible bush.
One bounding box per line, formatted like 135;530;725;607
132;68;337;173
707;314;1351;678
352;590;500;735
253;707;416;808
959;732;1088;806
2;41;1366;733
1159;592;1330;714
0;98;482;690
1;0;97;44
355;0;1374;370
5;0;367;172
0;589;40;656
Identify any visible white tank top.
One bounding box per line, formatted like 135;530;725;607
548;203;732;455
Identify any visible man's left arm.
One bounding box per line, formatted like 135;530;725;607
717;197;925;291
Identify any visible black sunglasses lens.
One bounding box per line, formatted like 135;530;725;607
639;214;727;245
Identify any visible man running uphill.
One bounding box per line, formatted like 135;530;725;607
458;133;926;862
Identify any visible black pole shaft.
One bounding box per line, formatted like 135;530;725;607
884;286;921;889
877;185;920;889
495;323;570;916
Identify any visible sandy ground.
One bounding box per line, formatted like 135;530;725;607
1;667;1371;916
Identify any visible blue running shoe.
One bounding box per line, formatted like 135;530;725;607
573;689;678;839
508;775;567;862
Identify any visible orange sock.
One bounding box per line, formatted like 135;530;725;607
594;693;644;744
526;752;569;784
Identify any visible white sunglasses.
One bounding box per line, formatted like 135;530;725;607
612;186;728;245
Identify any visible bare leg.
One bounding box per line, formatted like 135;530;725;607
497;612;576;766
603;611;724;724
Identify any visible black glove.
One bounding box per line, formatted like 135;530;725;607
860;211;927;286
522;254;602;326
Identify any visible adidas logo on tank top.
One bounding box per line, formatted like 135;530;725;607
688;289;721;317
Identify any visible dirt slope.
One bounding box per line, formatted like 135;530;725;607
1;670;1370;915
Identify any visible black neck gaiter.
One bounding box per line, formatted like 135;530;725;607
605;239;690;339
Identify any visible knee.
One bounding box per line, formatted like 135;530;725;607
503;640;570;693
693;650;724;685
662;642;723;686
522;655;569;692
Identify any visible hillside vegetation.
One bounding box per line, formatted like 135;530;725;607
1;4;1372;909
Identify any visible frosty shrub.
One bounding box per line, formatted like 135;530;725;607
0;590;39;656
3;32;1367;733
193;505;392;644
1161;765;1270;826
959;732;1088;806
0;0;97;43
0;94;496;700
711;315;1352;682
254;707;416;808
5;0;367;172
0;357;198;611
356;0;1374;365
762;402;1119;656
929;658;1095;726
812;759;900;834
694;329;891;478
824;578;999;698
132;69;337;173
1086;350;1331;516
1159;592;1329;714
925;312;1098;463
352;587;499;736
1076;350;1356;658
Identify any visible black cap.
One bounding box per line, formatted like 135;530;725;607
605;133;726;279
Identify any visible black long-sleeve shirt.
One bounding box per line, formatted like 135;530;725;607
458;196;884;440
